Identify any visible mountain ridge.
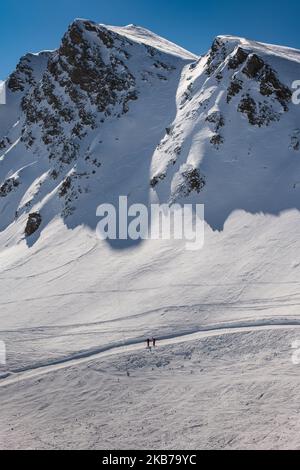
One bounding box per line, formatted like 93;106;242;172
0;20;300;393
1;20;299;242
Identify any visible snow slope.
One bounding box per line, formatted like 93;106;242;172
1;327;300;449
0;21;300;449
106;24;197;60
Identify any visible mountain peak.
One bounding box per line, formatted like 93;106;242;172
0;20;300;241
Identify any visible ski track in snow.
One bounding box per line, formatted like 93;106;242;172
1;319;299;387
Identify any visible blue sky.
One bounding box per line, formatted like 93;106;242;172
1;0;300;79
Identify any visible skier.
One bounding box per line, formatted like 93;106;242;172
146;338;150;349
152;337;156;347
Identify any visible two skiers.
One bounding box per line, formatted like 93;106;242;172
146;337;156;349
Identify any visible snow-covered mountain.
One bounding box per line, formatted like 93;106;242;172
1;14;300;358
0;19;195;239
151;35;300;229
1;22;299;240
1;20;300;449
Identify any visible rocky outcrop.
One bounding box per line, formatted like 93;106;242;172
25;213;42;237
171;166;206;201
228;47;248;70
227;78;243;102
150;173;166;188
182;168;205;194
238;94;280;127
21;20;139;169
242;54;264;78
259;66;291;110
205;38;228;76
7;52;51;94
0;178;20;197
206;111;225;131
206;112;225;147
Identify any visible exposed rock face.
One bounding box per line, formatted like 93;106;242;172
206;111;225;130
259;66;292;110
203;38;292;126
238;55;292;123
227;78;243;102
150;174;166;188
25;213;42;237
206;112;225;147
242;54;264;78
205;38;228;76
7;52;51;94
0;178;20;197
228;47;248;70
210;134;224;147
0;137;11;150
238;94;280;127
57;21;137;115
171;166;206;201
21;20;139;169
181;167;205;194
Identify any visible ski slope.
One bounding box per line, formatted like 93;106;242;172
1;321;300;386
0;20;300;449
1;325;300;450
